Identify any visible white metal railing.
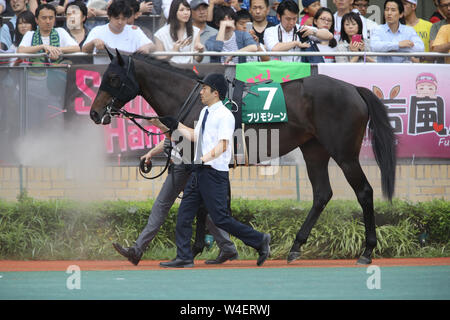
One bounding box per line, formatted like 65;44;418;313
0;51;449;59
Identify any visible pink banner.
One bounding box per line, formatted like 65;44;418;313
318;64;450;159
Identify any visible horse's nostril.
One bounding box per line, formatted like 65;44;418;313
90;110;100;124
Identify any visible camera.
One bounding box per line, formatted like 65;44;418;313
297;29;309;43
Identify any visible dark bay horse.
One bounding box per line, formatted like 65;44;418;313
89;51;396;265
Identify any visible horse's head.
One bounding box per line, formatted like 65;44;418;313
90;48;141;125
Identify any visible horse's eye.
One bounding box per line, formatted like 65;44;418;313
109;75;121;88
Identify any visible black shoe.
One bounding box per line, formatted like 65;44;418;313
257;234;271;266
205;250;239;264
160;258;194;268
112;243;142;266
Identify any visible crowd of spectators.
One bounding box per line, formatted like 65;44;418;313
0;0;449;64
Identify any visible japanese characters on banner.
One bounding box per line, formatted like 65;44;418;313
318;64;450;159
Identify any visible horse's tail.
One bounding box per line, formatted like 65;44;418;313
356;86;396;201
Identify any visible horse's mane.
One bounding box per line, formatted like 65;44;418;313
131;53;199;80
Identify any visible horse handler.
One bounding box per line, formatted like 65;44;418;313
152;73;271;268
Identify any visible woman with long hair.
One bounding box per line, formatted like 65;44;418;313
12;10;37;51
154;0;204;63
370;0;424;63
9;10;36;65
305;7;337;63
336;11;375;63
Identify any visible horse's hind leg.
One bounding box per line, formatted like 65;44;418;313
288;140;332;263
337;159;375;265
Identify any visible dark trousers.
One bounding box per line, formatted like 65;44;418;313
176;166;264;260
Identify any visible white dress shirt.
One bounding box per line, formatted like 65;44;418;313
194;101;235;172
264;23;302;62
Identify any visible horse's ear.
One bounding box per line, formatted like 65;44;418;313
116;49;125;67
105;47;114;61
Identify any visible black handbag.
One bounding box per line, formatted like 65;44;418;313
301;40;325;64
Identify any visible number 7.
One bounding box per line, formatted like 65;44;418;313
258;87;278;110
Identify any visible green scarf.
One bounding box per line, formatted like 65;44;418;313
30;27;61;66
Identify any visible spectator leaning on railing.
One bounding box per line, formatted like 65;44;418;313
11;10;37;52
154;0;204;63
264;0;310;62
6;10;36;66
205;5;257;64
82;0;154;63
248;0;275;46
0;0;29;51
333;0;376;42
430;0;449;49
403;0;432;55
17;3;80;63
303;7;337;63
336;11;375;63
431;23;450;63
370;0;424;63
234;8;269;62
191;0;217;63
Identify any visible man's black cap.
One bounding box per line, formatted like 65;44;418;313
198;73;228;100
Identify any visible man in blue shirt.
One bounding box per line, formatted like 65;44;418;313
370;0;424;63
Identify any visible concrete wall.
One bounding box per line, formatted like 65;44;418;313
1;162;449;203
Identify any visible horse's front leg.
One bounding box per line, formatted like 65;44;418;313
192;204;207;257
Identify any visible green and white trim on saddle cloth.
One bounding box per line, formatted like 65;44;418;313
229;60;311;124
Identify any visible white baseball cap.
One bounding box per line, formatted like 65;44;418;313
406;0;417;5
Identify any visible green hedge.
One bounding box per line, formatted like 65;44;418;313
0;193;448;260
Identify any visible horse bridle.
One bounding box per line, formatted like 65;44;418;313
99;55;202;180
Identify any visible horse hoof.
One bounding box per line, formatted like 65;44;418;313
287;251;300;263
356;256;372;265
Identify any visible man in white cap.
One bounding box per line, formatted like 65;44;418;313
402;0;432;55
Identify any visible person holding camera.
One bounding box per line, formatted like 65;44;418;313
336;11;375;63
264;0;333;63
263;0;310;62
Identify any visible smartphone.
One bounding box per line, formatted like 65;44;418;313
351;34;362;43
245;21;253;33
184;35;193;43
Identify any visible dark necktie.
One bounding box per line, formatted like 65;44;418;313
201;109;209;134
196;109;209;163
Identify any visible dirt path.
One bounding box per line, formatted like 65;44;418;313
1;257;449;272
